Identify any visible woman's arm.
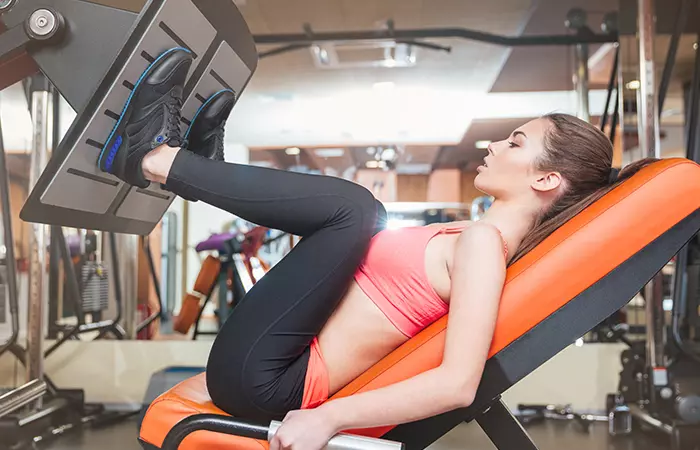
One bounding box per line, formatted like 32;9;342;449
319;222;507;431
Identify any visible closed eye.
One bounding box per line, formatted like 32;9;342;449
508;141;518;148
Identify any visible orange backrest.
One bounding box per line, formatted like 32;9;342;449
140;158;700;449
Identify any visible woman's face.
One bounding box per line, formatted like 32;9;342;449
474;118;554;201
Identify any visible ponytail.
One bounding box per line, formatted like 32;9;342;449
508;158;660;266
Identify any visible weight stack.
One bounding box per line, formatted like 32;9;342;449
81;261;109;314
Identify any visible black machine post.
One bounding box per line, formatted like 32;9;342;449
476;399;539;450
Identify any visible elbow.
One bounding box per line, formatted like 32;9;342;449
437;367;478;409
444;379;476;409
452;387;476;409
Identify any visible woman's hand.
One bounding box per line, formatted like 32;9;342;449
269;408;339;450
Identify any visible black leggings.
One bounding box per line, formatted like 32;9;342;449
164;150;384;421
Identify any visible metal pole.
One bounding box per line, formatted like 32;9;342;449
252;27;618;47
638;0;666;411
565;10;591;122
0;379;47;419
601;46;620;131
637;0;661;159
165;211;177;317
181;201;189;315
112;233;137;339
574;42;591;122
644;274;666;367
26;80;51;392
0;107;20;356
658;0;691;117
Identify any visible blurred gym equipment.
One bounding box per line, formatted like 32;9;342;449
0;0;257;446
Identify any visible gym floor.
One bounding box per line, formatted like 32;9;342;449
42;416;670;450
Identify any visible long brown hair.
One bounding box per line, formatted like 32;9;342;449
508;113;659;265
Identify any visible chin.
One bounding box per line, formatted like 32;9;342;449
473;172;491;196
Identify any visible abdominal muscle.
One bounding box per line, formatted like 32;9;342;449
316;228;461;395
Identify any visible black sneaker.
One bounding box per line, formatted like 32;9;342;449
183;89;236;161
98;47;193;188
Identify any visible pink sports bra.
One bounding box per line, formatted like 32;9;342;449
301;222;508;409
355;223;474;337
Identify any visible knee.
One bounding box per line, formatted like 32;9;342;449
374;200;387;234
330;181;378;236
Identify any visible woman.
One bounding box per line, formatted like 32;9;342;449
101;48;656;450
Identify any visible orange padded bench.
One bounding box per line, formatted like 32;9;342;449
140;159;700;450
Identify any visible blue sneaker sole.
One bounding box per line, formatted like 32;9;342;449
97;46;192;173
183;88;235;147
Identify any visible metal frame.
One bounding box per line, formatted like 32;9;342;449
155;416;405;450
191;244;251;341
136;235;164;336
476;398;539;450
1;0;258;235
253;22;618;60
24;73;51;396
0;0;137;108
0;88;20;359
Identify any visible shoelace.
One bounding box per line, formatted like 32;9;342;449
166;90;184;146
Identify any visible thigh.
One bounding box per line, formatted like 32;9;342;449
206;218;373;419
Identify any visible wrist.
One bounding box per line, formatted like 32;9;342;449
317;400;347;433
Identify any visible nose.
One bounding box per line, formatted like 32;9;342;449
487;144;495;155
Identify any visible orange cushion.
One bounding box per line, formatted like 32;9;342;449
140;158;700;449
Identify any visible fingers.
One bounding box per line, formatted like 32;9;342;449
270;435;280;450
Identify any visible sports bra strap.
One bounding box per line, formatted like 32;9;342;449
439;223;508;258
439;223;468;234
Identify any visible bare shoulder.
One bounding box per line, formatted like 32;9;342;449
455;222;505;254
458;222;502;239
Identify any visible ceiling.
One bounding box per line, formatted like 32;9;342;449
229;0;538;151
239;0;697;173
1;0;697;179
233;0;615;172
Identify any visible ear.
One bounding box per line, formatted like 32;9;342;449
531;171;562;193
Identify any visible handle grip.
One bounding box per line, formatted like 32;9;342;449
268;421;405;450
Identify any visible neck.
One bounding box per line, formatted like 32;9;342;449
478;199;539;257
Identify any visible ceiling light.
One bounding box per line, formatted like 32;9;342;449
475;140;491;149
314;148;345;158
365;160;387;169
380;147;397;161
285;147;301;156
626;80;641;90
312;45;331;66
